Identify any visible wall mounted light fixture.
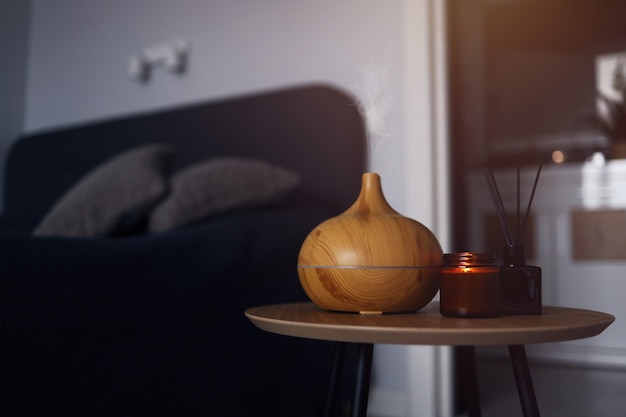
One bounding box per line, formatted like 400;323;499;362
129;39;191;82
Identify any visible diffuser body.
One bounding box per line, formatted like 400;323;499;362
297;173;442;313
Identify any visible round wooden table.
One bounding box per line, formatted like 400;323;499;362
245;302;614;417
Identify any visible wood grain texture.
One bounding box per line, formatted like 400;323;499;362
297;173;442;313
245;302;615;346
298;266;439;313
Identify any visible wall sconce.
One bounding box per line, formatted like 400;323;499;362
129;39;190;82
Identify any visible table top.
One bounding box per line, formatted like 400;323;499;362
245;302;615;346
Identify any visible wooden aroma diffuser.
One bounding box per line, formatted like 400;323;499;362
297;172;443;314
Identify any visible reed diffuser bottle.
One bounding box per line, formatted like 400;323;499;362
500;244;542;315
484;165;543;315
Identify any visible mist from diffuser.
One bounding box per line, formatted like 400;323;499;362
355;63;393;160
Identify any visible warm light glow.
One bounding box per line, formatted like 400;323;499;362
552;150;566;163
447;266;497;273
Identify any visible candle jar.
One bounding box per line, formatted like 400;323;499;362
440;252;500;318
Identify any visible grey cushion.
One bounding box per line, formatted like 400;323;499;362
34;144;174;237
148;157;300;233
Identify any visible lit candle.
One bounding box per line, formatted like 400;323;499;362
440;252;500;318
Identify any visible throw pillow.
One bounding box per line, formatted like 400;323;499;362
34;144;174;237
148;157;300;233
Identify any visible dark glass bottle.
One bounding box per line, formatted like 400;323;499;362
499;245;542;315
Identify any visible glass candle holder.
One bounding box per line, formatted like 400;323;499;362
440;252;500;318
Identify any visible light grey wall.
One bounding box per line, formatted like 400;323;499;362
26;0;419;210
0;0;31;209
26;1;403;130
27;0;403;130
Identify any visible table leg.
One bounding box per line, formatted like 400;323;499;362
508;345;541;417
324;342;347;417
457;346;482;417
350;343;374;417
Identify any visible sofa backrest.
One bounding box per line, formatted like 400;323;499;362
4;84;368;227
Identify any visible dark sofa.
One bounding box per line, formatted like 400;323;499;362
0;84;367;416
